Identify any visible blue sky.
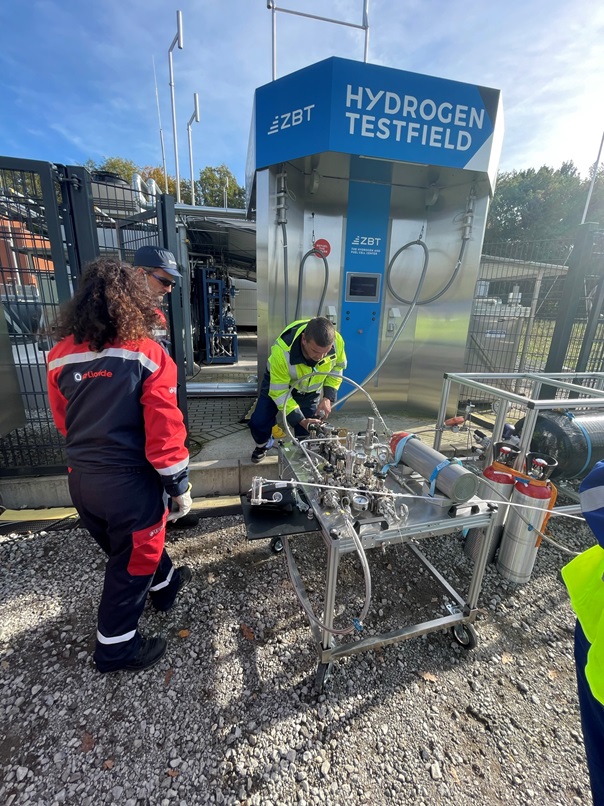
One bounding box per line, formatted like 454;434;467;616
1;0;603;188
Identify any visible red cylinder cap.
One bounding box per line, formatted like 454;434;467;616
483;466;514;485
514;480;552;499
390;432;409;454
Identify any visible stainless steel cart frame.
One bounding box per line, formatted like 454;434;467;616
275;441;497;688
434;370;604;467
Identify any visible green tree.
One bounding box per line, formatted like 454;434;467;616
486;162;604;246
84;157;140;184
198;164;245;208
137;166;193;203
140;165;181;198
84;158;243;208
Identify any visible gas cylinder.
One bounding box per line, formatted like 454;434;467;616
389;431;478;502
496;480;553;583
464;465;515;563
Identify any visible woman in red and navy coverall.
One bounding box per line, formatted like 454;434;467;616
47;258;192;673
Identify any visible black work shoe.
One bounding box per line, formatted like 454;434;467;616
152;566;193;612
251;446;268;463
124;635;167;671
251;437;274;464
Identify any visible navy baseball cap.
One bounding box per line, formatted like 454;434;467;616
132;245;181;278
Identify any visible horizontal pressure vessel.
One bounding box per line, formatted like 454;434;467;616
390;432;478;503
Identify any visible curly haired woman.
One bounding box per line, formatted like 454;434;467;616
47;257;192;673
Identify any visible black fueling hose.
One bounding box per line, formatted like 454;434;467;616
387;237;468;307
339;187;475;403
294;247;329;320
338;238;430;405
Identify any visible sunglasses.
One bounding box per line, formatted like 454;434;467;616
146;271;176;289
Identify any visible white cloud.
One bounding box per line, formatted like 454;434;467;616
0;0;603;182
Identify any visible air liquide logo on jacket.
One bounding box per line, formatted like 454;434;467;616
74;369;113;382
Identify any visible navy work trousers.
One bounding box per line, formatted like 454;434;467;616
575;619;604;805
249;390;319;446
68;466;176;672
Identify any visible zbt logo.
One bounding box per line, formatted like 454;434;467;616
352;235;382;246
268;104;315;135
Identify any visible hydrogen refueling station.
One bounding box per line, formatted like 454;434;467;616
4;3;604;694
247;55;503;413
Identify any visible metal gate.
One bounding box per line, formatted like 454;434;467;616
463;224;604;410
0;157;183;476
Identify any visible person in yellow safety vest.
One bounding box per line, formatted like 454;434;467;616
561;459;604;805
248;317;347;463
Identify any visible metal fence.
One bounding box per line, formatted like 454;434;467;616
0;159;75;475
0;158;184;476
1;156;603;476
462;224;604;413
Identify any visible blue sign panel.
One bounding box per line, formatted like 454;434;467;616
254;60;334;170
338;160;392;391
254;57;501;173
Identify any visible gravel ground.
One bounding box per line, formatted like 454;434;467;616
0;497;597;806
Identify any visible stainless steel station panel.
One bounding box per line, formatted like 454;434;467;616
249;57;503;415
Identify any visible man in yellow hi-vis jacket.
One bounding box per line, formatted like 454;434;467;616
562;460;604;805
248;317;347;463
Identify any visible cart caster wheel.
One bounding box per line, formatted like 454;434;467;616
451;622;478;650
313;661;334;693
270;536;284;554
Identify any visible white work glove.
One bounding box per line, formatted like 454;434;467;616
167;484;192;522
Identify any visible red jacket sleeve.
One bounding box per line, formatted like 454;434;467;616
140;341;189;496
47;348;68;437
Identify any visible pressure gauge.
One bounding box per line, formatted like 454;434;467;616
351;494;369;512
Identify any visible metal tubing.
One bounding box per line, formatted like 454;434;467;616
282;536;323;648
168;10;183;203
176;223;194;374
466;507;499;608
489;396;510;451
515;406;539;473
581;129;604;225
324;613;469;661
152;56;168;193
267;438;497;670
524;373;604;398
433;375;451;452
271;5;367;30
268;1;369;79
187;93;200;206
363;0;370;62
270;0;276;81
159;194;187;428
321;541;341;650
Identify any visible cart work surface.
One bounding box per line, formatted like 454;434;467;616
0;506;595;805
